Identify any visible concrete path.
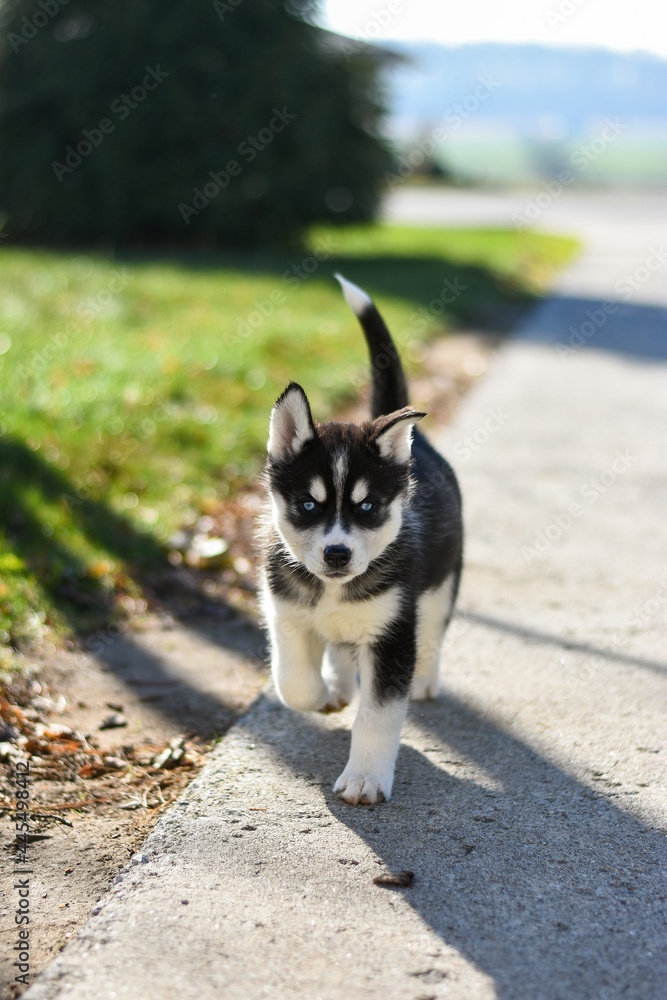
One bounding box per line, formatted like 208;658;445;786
24;199;667;1000
382;186;667;245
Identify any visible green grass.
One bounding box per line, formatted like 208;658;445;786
0;223;578;647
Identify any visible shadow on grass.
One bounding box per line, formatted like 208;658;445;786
0;436;267;736
115;246;542;334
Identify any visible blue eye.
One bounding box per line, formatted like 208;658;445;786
301;500;316;512
359;501;374;512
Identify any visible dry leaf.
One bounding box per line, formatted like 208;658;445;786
373;870;414;888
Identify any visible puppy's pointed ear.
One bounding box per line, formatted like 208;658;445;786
370;407;426;464
268;383;316;462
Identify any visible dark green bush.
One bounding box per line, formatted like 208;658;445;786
0;0;390;247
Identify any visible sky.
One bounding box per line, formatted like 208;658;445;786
321;0;667;59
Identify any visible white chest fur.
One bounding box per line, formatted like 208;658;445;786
269;583;401;646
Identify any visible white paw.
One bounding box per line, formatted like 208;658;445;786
275;675;329;712
318;692;350;714
410;675;440;701
333;770;390;805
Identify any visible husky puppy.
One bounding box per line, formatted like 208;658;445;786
261;275;463;805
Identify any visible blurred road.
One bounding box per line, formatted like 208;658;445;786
24;193;667;1000
383;185;667;249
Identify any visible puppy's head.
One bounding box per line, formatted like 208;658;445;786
266;383;425;583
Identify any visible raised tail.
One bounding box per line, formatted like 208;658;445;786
334;273;409;418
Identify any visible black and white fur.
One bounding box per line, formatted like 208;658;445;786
261;275;463;805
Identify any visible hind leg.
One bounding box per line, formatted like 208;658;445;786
411;650;442;700
321;643;357;711
411;573;457;701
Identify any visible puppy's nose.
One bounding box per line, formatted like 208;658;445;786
323;544;351;569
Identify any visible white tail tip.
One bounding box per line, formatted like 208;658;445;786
334;273;372;317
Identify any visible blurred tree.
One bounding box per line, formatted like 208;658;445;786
0;0;391;246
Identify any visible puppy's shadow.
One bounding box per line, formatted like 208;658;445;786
255;691;664;1000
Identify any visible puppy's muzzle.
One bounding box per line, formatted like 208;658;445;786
323;544;352;570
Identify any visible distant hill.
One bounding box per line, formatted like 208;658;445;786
378;42;667;185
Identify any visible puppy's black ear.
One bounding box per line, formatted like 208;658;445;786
268;383;316;461
370;407;426;464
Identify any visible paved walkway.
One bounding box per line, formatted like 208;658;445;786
25;198;667;1000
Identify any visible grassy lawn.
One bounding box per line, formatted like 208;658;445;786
0;223;578;650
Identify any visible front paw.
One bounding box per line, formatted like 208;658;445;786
275;673;329;712
333;770;390;805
